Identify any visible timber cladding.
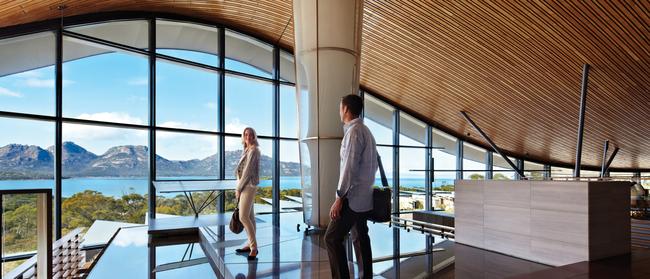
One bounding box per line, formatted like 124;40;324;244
0;1;648;170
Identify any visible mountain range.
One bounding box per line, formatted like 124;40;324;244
0;142;301;179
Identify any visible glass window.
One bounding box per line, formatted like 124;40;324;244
2;194;40;258
66;20;148;49
431;129;456;212
364;94;394;145
156;131;219;180
156;59;219;132
156;20;219;66
551;166;573;179
63;36;149;125
609;172;635;181
641;173;650;189
399;147;426;213
225;74;273;136
493;156;517;180
524;161;546;180
62;123;148;234
280;85;298;138
0;117;55;187
155;131;219;218
463;143;486;180
224;136;273;213
0;117;54;259
279;51;295;83
399;112;426;147
225;30;273;78
0;32;55;116
580;169;601;179
280;140;301;212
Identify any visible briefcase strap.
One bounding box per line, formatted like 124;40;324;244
377;154;389;188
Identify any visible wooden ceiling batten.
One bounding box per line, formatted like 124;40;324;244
0;0;648;170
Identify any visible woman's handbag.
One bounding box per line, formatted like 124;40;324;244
229;198;244;234
369;155;392;223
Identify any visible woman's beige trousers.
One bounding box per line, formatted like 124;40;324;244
238;184;257;249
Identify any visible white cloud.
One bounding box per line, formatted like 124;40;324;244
0;87;22;97
127;77;148;86
77;112;145;125
22;78;74;88
24;78;55;88
13;70;42;78
225;118;248;135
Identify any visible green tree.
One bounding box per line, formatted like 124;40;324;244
470;173;485;180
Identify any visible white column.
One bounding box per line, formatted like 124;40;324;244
293;0;364;228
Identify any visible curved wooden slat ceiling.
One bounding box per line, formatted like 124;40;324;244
1;0;648;170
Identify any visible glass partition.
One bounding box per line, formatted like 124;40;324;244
399;112;426;147
462;143;486;180
225;30;273;78
399;147;426;213
431;129;456;212
62;123;148;233
156;59;219;131
364;94;394;145
524;161;546;180
493;155;517;180
280;85;298;138
67;20;148;49
225;74;273;136
156;20;219;66
63;37;149;125
0;32;55;116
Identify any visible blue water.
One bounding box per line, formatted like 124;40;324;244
0;177;454;198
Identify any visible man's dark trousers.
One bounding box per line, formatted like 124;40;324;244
325;200;373;279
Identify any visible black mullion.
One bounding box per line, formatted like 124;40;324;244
60;117;149;130
456;139;463;180
486;151;494;179
217;27;226;213
223;68;277;84
425;125;432;211
62;30;149;56
155;53;222;73
54;24;63;240
148;17;157;219
272;46;281;226
0;111;57;121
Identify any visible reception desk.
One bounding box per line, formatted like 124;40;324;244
455;180;631;266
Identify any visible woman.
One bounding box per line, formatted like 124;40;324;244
234;127;261;260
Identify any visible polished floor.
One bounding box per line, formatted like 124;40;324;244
87;211;560;278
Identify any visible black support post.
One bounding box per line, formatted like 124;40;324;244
600;140;609;178
456;140;463;180
148;17;157;220
55;24;63;239
460;111;525;179
602;147;620;175
393;110;400;214
574;64;590;177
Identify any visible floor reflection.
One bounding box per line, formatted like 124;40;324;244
87;212;555;278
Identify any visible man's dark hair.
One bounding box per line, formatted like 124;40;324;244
341;94;363;117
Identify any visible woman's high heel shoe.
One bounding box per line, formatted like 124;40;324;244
247;249;258;260
235;246;251;253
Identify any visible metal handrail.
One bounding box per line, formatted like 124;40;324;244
390;216;455;238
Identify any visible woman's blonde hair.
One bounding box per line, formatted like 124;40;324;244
241;127;259;149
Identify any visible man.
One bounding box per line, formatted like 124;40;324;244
325;94;378;279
